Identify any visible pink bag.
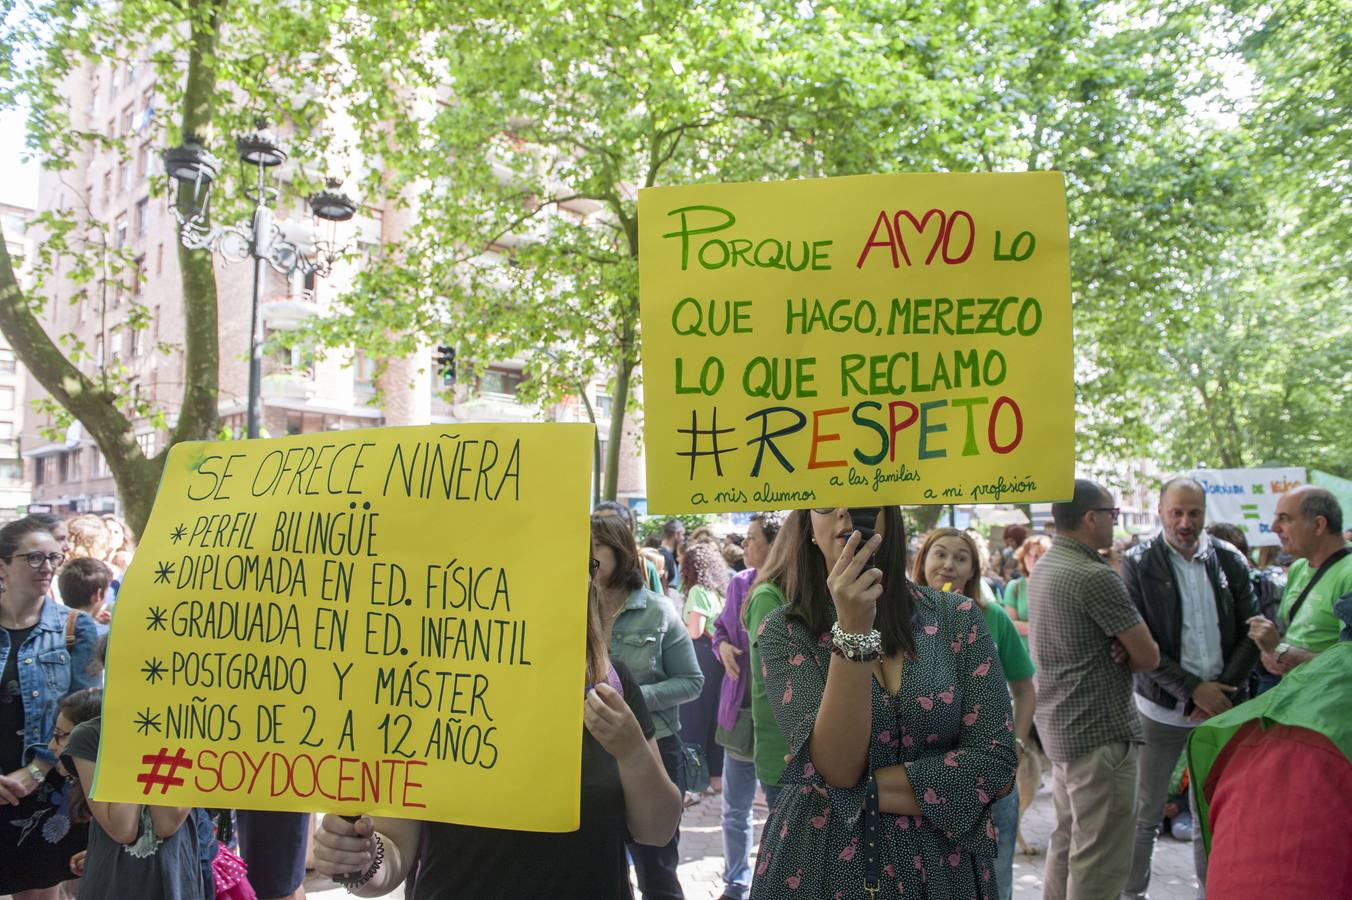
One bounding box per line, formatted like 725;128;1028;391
211;844;258;900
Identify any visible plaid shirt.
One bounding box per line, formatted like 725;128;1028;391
1029;535;1145;762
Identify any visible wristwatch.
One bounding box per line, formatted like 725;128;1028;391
25;762;44;785
1274;641;1292;661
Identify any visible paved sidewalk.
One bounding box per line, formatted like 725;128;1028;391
308;775;1199;899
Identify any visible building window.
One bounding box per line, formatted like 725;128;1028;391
0;349;14;375
92;447;111;478
68;448;83;482
132;254;147;294
0;460;21;481
594;391;613;419
109;330;123;363
139;89;155;131
94;335;104;367
102;171;112;207
354;351;375;393
114;215;127;248
156;242;164;275
128;325;142;357
118;159;130;193
135;198;149;238
135;431;157;456
0;386;13;410
221;412;245;440
120;105;133;137
478;367;523;398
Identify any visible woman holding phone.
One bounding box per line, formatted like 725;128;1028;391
749;507;1016;899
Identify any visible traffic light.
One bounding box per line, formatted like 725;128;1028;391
435;344;457;383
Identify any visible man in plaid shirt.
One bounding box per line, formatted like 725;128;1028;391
1029;480;1161;900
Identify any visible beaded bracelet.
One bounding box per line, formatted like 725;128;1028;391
337;833;385;893
829;621;883;661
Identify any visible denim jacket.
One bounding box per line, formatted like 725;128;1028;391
608;587;703;740
0;598;99;766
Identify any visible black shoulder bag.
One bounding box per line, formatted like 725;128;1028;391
1284;547;1351;627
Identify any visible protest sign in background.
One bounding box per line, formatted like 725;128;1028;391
94;423;593;830
1187;467;1307;548
638;172;1074;513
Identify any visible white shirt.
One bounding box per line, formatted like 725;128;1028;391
1135;533;1225;728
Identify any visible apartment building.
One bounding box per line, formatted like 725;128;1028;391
0;201;34;520
22;58;644;516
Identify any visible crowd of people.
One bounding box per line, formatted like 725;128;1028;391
3;482;1349;900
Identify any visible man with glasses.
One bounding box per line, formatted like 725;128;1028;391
1028;479;1160;900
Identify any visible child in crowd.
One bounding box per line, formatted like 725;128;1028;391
61;637;211;899
46;688;102;898
62;714;210;899
57;558;113;639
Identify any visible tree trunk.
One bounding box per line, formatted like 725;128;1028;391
0;0;226;540
603;353;634;502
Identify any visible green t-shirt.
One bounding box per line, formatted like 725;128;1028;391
643;559;663;594
983;600;1035;682
682;585;723;639
1004;577;1031;652
1279;552;1352;653
746;582;791;788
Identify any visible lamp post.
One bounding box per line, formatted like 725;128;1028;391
163;121;357;438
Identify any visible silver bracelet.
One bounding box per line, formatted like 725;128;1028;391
830;621;883;661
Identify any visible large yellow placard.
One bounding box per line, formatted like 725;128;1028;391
638;172;1074;512
94;423;592;830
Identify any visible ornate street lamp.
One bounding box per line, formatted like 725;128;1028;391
164;120;357;438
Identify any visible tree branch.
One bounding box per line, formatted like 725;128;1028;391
169;0;228;449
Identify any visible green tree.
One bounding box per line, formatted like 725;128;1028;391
0;0;350;534
311;0;1005;502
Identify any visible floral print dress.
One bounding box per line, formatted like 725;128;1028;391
749;586;1017;899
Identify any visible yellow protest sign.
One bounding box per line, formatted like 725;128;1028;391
93;423;593;831
638;172;1074;512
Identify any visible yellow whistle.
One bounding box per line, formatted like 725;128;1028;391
942;582;952;593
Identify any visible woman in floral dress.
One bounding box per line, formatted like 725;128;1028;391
749;508;1016;899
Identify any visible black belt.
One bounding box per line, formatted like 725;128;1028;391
864;773;880;899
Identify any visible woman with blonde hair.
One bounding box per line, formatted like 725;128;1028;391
912;528;1035;900
1002;535;1052;649
98;516;134;575
62;517;110;566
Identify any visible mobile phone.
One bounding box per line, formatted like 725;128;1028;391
848;507;881;570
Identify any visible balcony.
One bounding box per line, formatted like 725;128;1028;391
261;290;321;330
261;370;318;402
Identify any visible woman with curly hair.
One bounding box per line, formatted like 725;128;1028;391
679;539;731;801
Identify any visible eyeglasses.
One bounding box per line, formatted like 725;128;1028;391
589;558;600;575
1092;507;1121;523
51;727;71;744
4;552;65;570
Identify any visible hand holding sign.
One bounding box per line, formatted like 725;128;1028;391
314;814;377;881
